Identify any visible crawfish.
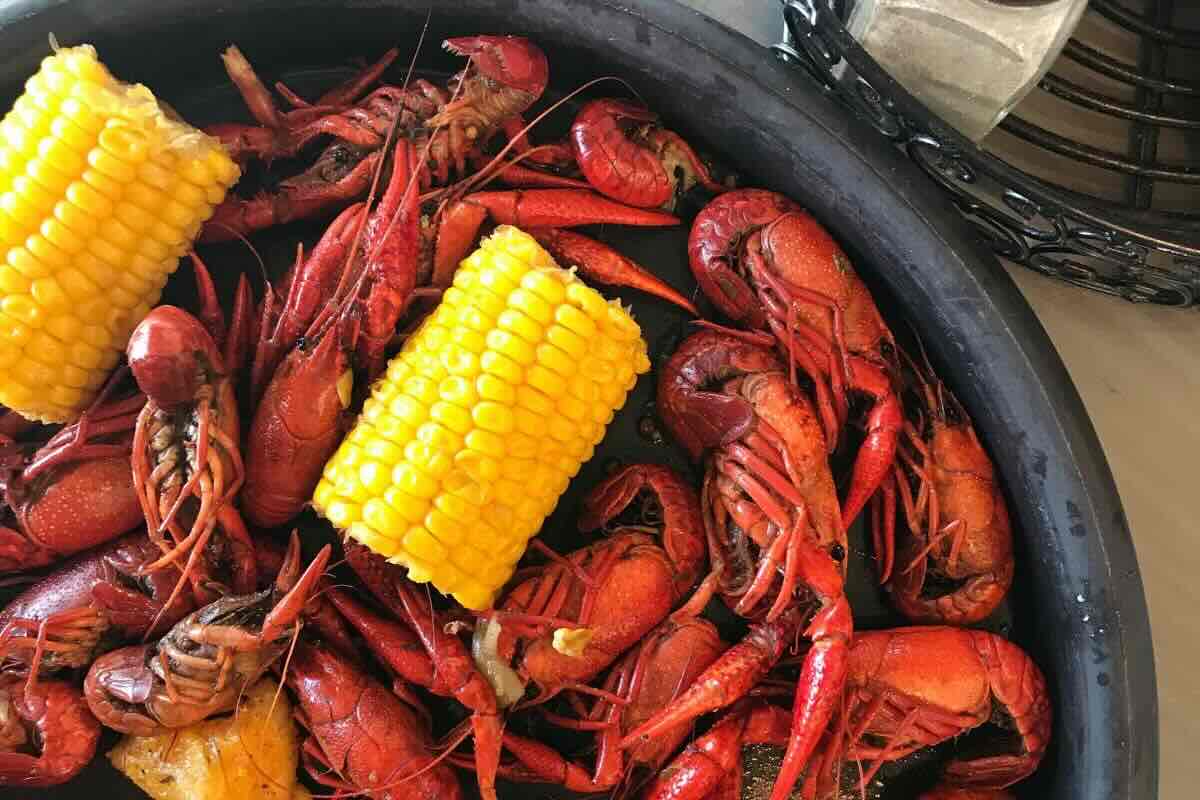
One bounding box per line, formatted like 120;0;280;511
83;536;330;735
480;463;709;707
0;392;144;573
801;627;1051;797
0;674;100;787
243;137;421;528
203;36;551;241
628;329;852;800
287;641;463;800
343;541;503;800
127;305;256;608
497;613;725;793
0;532;193;678
873;352;1014;625
570;98;728;210
689;190;903;527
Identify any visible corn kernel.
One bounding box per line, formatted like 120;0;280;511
480;350;523;384
350;524;402;559
384;487;430;524
357;460;391;495
435;492;480;525
363;498;407;539
416;421;463;454
497;308;543;344
404;527;448;563
393;463;439;499
425;508;465;546
527;364;566;398
487;329;536;365
476;373;516;405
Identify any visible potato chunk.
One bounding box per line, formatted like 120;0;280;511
109;678;305;800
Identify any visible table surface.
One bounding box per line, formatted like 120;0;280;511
685;2;1192;797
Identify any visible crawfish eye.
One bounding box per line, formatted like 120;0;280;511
830;544;846;562
879;341;895;358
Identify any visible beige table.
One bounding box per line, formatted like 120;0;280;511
1005;266;1194;799
683;1;1186;795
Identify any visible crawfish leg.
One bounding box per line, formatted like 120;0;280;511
840;358;902;528
530;228;698;315
618;616;791;749
769;596;853;800
200;151;381;243
221;45;281;128
500;731;621;792
317;48;400;107
642;706;749;800
872;472;898;584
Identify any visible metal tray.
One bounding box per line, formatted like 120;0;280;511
0;1;1158;799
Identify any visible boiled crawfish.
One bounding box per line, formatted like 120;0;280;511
873;352;1014;625
203;36;551;241
0;532;193;677
630;329;852;800
641;699;792;800
127;305;256;608
497;613;725;793
801;626;1051;797
242;136;421;528
0;674;100;787
343;541;503;800
287;641;462;800
83;537;330;735
689;189;903;527
479;463;709;707
570;98;728;210
0;393;144;573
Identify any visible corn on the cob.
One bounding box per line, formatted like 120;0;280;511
0;44;239;422
314;226;651;610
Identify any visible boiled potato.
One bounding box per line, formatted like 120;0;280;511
109;678;307;800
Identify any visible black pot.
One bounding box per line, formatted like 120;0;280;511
0;2;1157;799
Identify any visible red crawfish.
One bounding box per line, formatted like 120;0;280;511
242;135;421;528
286;641;463;800
126;304;256;609
203;36;551;241
632;329;852;800
0;532;193;677
800;627;1051;797
570;97;728;210
0;392;143;573
689;189;903;527
0;674;100;787
82;537;330;735
342;542;503;800
496;614;725;793
479;464;710;708
872;351;1014;625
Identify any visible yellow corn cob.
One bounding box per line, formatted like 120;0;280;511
314;226;651;610
0;44;239;422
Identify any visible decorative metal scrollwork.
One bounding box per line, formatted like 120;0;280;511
773;0;1200;307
